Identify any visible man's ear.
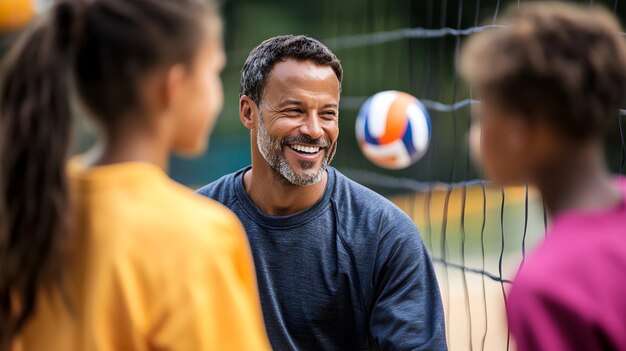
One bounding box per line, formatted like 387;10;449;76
240;95;258;130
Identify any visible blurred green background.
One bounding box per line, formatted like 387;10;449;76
2;0;625;189
172;0;626;189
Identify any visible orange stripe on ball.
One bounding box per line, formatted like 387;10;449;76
378;92;414;145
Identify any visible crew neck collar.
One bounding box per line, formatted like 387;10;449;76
550;178;626;229
233;166;336;229
69;157;168;186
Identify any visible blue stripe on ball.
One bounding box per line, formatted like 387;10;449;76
360;98;381;145
402;116;417;156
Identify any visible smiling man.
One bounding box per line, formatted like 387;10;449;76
197;35;446;350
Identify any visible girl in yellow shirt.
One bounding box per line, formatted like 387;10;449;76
0;0;271;350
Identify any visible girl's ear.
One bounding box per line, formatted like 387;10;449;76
240;95;258;130
162;64;187;110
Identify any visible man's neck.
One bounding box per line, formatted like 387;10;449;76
536;145;622;218
243;163;328;216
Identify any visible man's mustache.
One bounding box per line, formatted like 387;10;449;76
281;135;331;148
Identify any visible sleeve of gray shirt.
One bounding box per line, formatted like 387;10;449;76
369;212;447;350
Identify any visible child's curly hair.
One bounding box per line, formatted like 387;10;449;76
461;2;626;140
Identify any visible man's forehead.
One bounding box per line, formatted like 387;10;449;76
266;59;339;90
276;98;339;108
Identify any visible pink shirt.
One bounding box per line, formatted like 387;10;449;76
507;181;626;351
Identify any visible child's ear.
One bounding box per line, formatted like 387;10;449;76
163;64;187;110
240;95;258;130
469;119;483;165
509;112;533;151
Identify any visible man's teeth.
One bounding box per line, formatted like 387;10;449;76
289;144;321;154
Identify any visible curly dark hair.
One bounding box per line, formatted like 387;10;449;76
460;2;626;140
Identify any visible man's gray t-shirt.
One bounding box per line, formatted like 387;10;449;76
197;167;446;350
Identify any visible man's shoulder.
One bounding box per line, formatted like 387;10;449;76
196;168;247;203
331;168;402;212
330;167;417;232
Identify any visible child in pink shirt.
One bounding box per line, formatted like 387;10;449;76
460;3;626;350
507;181;626;350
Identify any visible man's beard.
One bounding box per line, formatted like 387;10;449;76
257;116;337;186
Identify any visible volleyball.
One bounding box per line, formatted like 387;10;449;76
355;90;431;170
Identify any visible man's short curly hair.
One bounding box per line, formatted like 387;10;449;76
240;35;343;106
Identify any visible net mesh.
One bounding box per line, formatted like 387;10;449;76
319;0;625;349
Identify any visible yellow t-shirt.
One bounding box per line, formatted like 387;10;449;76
18;161;271;351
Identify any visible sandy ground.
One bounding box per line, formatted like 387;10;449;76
389;185;546;351
437;266;514;351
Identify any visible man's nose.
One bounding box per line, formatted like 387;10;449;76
299;113;324;140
